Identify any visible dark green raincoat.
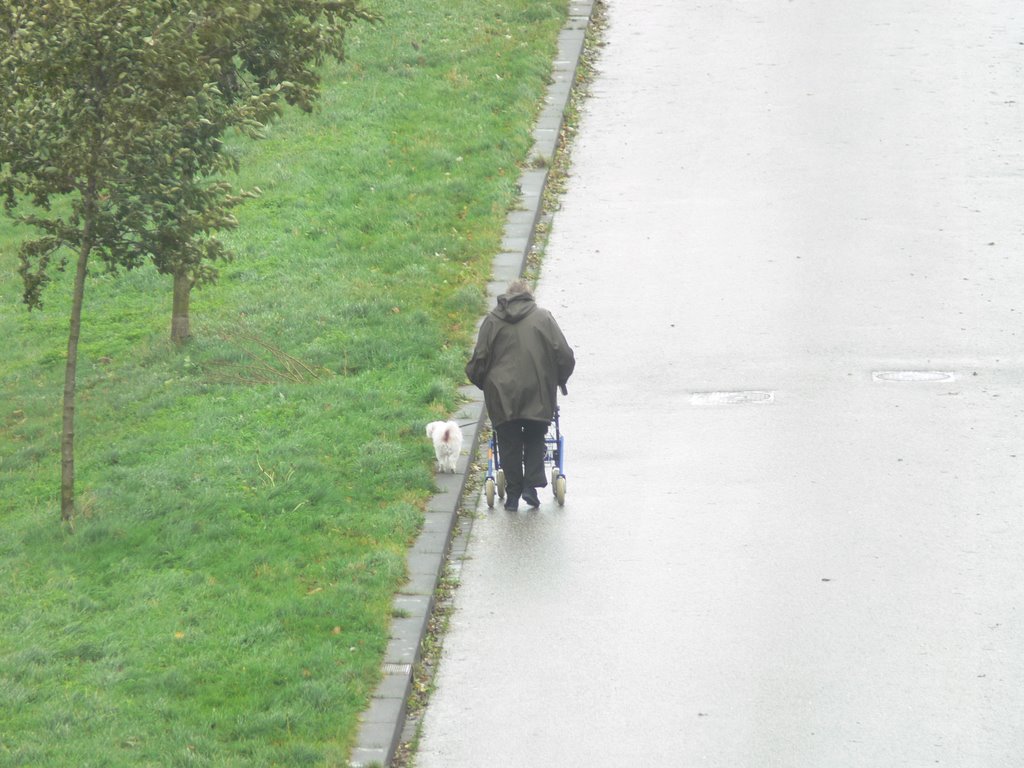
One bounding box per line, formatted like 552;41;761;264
466;291;575;427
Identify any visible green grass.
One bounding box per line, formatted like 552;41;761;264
0;0;568;765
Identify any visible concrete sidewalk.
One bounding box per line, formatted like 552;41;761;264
415;1;1024;766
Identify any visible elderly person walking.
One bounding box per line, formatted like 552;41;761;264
466;280;575;510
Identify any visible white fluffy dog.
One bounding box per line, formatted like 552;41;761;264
425;420;463;473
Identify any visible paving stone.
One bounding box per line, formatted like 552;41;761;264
360;696;407;725
384;634;419;667
411;526;450;556
398;569;437;597
372;670;412;701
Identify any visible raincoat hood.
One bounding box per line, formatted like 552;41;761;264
491;291;537;324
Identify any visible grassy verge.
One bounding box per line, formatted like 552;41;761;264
0;1;567;765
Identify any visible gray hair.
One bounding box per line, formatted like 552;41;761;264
506;279;532;296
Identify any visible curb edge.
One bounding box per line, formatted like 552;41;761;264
348;3;596;765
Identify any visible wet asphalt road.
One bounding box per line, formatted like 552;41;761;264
416;1;1024;766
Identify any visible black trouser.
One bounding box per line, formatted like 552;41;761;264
495;419;549;502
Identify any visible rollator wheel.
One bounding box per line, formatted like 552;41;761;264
496;469;506;500
551;466;560;486
485;478;496;508
554;475;566;506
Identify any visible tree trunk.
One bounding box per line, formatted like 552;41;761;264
62;240;91;523
171;270;192;344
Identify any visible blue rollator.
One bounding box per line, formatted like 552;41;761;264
484;406;566;508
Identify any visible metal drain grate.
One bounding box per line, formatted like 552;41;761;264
872;371;955;383
690;390;775;406
382;663;412;676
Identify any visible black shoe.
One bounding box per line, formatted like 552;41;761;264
503;496;519;511
521;487;540;508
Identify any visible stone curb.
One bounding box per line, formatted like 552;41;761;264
347;3;595;766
